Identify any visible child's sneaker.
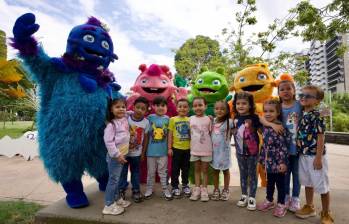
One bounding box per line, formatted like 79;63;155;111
144;189;153;200
257;199;275;211
247;197;256;211
119;189;126;200
295;204;316;219
163;188;173;201
320;211;334;224
211;188;220;201
182;185;191;197
102;203;125;215
172;188;181;199
220;189;230;201
132;191;143;203
273;203;287;217
189;187;200;201
200;187;209;202
116;198;131;208
288;197;301;212
236;194;248;207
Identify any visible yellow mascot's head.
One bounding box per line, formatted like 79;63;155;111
230;63;275;103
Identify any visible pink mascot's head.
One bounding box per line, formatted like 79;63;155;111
131;64;176;102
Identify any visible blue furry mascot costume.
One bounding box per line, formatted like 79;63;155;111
11;13;122;208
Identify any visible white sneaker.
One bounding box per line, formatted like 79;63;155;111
189;187;200;201
200;187;209;202
102;203;125;215
116;198;131;208
144;189;153;199
237;194;248;207
247;197;257;211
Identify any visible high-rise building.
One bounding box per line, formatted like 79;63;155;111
325;34;349;93
306;34;349;93
308;41;328;91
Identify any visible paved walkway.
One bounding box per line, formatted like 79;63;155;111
0;144;348;223
0;143;348;205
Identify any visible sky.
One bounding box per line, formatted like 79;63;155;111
0;0;331;93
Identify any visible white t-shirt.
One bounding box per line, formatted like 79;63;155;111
127;115;150;157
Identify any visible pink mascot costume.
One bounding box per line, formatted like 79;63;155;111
127;64;179;183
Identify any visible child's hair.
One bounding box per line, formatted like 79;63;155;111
302;85;324;101
192;96;207;105
233;91;256;115
106;98;126;122
153;96;168;106
263;99;282;122
177;98;189;105
277;73;296;102
215;100;231;141
134;96;149;108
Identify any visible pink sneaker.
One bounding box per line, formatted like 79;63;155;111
257;199;275;211
273;203;287;217
288;197;300;212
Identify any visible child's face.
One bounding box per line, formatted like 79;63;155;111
214;102;227;119
236;99;250;115
263;104;279;122
154;103;168;116
111;101;126;119
177;101;189;117
278;82;295;102
192;99;206;116
299;89;319;108
133;102;148;118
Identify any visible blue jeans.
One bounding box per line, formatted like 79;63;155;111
119;156;141;193
104;154;123;206
236;153;258;198
285;155;301;198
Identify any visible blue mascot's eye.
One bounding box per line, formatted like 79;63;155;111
83;34;95;43
101;40;109;50
212;80;221;86
257;73;267;80
197;78;203;84
162;80;167;85
239;77;245;82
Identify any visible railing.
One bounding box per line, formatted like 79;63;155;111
325;132;349;145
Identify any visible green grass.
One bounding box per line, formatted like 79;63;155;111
0;121;34;139
0;201;43;224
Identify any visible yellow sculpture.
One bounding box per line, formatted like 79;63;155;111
0;30;27;98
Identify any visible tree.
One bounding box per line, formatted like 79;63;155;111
0;30;36;127
174;35;226;80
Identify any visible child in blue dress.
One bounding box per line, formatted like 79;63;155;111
211;100;234;201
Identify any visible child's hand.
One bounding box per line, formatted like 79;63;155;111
116;154;127;164
168;148;173;156
278;164;287;173
141;153;146;161
271;123;284;135
313;156;323;170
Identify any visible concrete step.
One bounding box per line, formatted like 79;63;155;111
35;184;347;224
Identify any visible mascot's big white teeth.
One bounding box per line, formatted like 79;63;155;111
150;88;158;91
97;65;104;71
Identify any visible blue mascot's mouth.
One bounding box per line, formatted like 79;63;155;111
84;47;105;59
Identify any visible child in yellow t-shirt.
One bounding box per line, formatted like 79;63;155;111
168;98;191;198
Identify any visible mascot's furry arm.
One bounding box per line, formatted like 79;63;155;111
11;13;120;208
